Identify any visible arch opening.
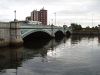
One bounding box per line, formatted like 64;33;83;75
55;31;65;39
23;31;52;48
66;31;71;37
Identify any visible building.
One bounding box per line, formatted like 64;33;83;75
30;8;47;25
38;8;47;25
31;10;39;21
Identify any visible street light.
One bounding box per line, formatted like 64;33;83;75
54;12;56;25
14;10;16;21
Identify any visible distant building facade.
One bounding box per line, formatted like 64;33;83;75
26;8;47;25
38;8;47;25
31;10;39;21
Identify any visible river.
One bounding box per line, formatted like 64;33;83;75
0;35;100;75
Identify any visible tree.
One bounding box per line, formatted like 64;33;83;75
71;23;82;31
86;26;90;29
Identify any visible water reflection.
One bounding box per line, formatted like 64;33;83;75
0;37;70;72
0;47;23;75
71;35;98;45
98;36;100;44
1;35;100;75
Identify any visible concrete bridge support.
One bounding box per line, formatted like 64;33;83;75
51;25;55;38
10;21;23;46
0;22;10;47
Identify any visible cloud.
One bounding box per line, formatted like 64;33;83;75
0;0;100;26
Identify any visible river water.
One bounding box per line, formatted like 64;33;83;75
0;35;100;75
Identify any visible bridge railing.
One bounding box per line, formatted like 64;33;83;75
0;22;10;28
20;22;71;34
20;23;63;29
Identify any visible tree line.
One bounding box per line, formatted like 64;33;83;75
70;23;99;31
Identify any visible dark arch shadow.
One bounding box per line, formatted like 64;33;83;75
66;31;71;37
23;31;52;49
55;31;65;42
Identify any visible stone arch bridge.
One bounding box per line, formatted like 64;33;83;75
0;21;72;47
21;23;72;39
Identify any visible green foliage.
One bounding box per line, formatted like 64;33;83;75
71;23;82;31
86;26;90;29
70;23;99;32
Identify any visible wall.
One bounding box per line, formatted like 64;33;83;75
0;21;23;47
0;22;10;47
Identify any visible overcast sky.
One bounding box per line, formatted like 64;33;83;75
0;0;100;27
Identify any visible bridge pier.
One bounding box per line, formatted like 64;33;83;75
63;25;67;36
51;25;55;38
10;21;23;46
63;25;71;36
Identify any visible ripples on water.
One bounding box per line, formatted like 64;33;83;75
0;35;100;75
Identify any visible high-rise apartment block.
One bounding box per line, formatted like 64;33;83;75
31;10;39;21
39;9;47;25
26;8;47;25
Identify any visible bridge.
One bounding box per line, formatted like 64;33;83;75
0;21;72;47
20;22;71;38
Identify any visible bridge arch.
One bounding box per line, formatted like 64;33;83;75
23;31;52;41
66;31;71;36
54;30;65;38
23;30;52;47
22;29;52;39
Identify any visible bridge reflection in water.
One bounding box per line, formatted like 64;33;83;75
0;36;70;74
1;35;100;75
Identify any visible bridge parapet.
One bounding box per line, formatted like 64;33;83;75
20;23;63;29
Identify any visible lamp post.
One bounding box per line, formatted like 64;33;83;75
14;10;16;21
54;12;56;25
92;14;94;27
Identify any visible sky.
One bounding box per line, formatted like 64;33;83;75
0;0;100;27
